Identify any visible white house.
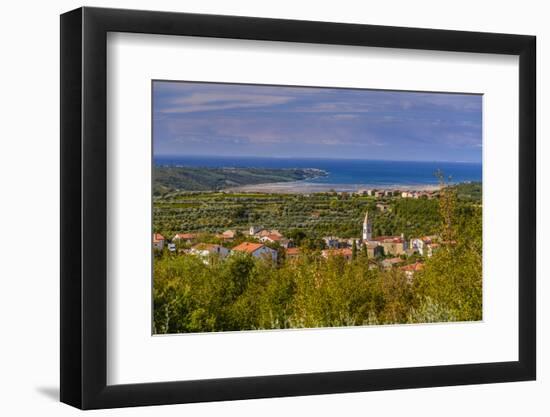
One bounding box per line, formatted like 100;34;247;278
260;233;284;244
190;243;230;260
249;226;263;236
232;242;277;262
410;236;437;256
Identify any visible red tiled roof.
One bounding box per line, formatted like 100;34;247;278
286;248;300;255
173;233;196;240
232;242;265;254
400;262;424;272
153;233;165;242
373;236;404;243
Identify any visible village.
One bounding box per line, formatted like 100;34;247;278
153;188;443;279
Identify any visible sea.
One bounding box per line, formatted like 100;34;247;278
154;155;482;192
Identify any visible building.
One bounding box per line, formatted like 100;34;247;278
249;226;263;236
362;211;373;241
216;230;237;241
362;241;384;258
321;248;353;261
260;233;283;244
257;229;282;238
361;209;407;255
376;203;391;212
250;227;283;239
410;236;438;256
172;233;197;244
399;262;424;279
232;242;278;262
222;230;236;239
425;242;440;257
345;238;361;247
278;238;293;249
153;233;165;250
381;257;403;270
410;236;427;254
190;243;230;260
323;236;340;249
372;235;408;255
258;231;291;247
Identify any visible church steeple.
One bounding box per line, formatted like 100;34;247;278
362;210;372;241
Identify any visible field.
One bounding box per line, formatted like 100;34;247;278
153;183;479;240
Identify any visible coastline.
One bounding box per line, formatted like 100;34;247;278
226;181;442;194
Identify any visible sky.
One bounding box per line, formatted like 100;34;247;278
153;81;482;163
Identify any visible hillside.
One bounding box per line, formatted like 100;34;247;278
453;181;482;203
153;166;326;194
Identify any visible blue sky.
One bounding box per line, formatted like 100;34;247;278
153;81;482;163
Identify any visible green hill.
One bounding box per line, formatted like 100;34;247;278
154;166;326;194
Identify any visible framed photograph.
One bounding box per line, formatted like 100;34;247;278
60;6;536;409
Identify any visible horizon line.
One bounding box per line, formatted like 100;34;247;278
153;154;482;164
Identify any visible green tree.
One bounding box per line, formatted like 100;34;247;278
361;243;369;260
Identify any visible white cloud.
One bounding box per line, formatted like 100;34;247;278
160;93;295;113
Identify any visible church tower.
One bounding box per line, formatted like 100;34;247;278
362;210;372;241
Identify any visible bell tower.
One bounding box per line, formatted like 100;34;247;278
362;210;372;241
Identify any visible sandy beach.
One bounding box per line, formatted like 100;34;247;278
226;181;441;194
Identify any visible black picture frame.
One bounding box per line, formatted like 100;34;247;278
60;6;536;410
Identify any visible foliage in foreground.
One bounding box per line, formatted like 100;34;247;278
153;242;481;333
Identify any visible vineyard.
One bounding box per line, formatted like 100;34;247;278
154;192;445;240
